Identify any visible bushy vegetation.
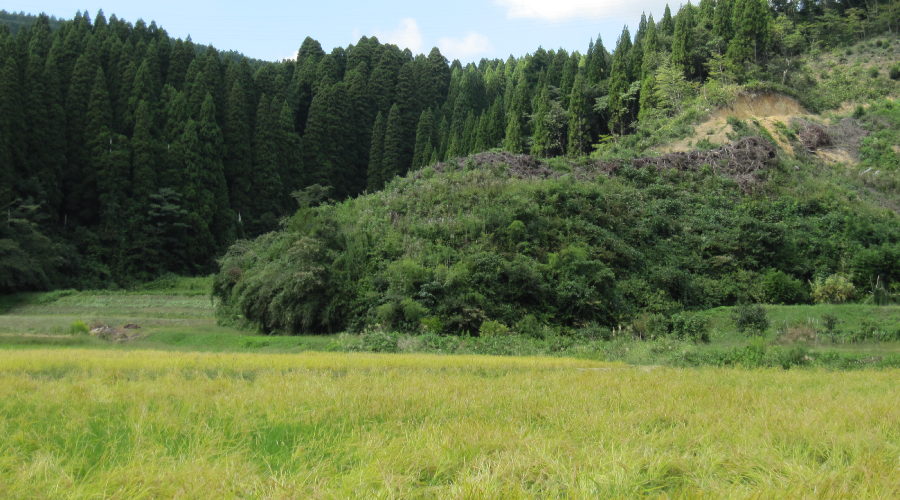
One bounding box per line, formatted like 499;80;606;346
2;1;899;291
214;152;900;334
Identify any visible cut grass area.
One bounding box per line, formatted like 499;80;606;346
705;304;900;337
0;285;339;352
0;349;897;498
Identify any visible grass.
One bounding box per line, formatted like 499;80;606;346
0;280;336;352
0;349;897;498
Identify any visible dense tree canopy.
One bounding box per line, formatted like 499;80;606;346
0;2;896;290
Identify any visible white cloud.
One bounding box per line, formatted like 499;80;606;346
495;0;670;22
438;32;494;62
375;18;424;53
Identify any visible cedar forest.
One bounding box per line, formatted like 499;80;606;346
3;1;900;334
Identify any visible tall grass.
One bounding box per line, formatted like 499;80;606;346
0;349;897;498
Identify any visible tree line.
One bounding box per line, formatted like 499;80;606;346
1;0;896;291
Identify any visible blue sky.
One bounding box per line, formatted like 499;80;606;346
7;0;677;63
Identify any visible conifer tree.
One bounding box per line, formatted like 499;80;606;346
473;112;488;153
672;3;696;76
424;47;451;110
437;115;451;160
559;53;578;108
368;49;401;118
530;84;552;158
315;54;341;91
0;56;25;204
660;4;676;36
87;64;130;265
412;108;435;168
727;0;771;76
567;73;591;154
179;93;234;267
24;52;66;214
714;0;735;41
222;79;253;224
345;63;373;193
300;82;356;198
275;99;302;201
638;16;661;121
395;61;424;171
367;111;387;192
504;71;529;153
130;99;159;203
166;36;195;90
585;35;612;85
608;27;634;135
249;93;282;233
292;37;325;133
381;103;404;183
631;14;648;80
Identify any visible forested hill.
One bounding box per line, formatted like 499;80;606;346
1;3;898;292
0;10;64;35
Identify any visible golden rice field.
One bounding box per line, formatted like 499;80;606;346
0;349;898;499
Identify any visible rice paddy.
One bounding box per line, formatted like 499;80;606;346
0;349;898;499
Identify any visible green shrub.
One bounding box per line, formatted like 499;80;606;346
731;304;770;336
670;312;711;343
420;316;444;334
890;66;900;80
479;320;511;337
400;298;428;325
70;320;90;335
869;67;880;79
515;314;543;339
240;338;271;348
758;270;808;305
810;274;856;304
360;330;400;352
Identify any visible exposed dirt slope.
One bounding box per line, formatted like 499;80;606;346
656;92;863;165
658;92;814;154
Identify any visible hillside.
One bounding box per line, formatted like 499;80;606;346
213;91;900;334
2;2;899;292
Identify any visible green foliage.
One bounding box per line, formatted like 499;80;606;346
4;4;900;292
670;312;711;342
731;304;770;336
810;274;856;304
69;320;90;335
479;320;511;337
758;269;808;305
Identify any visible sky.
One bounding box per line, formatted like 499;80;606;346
6;0;679;63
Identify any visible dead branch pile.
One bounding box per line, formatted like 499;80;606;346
798;123;831;151
432;137;777;193
431;151;560;179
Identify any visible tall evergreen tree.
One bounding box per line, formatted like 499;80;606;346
179;93;234;269
660;4;676;36
530;84;552;158
0;56;25;206
672;3;696;76
300;82;356;199
727;0;771;76
412;108;435;168
381;103;404;184
585;35;612;85
367;111;387;192
222;79;253;226
344;63;373;194
608;26;634;135
567;73;591;154
130;99;158;203
638;16;661;121
249;93;283;233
